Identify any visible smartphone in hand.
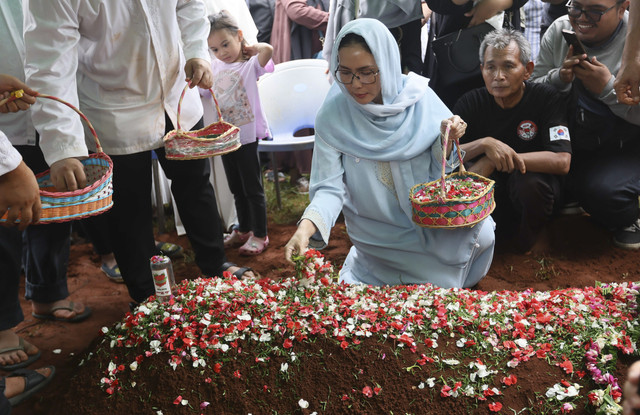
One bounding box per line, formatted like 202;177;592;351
562;29;587;56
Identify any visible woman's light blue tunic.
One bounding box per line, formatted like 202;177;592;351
301;18;495;288
304;130;495;288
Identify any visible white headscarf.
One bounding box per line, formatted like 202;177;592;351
315;18;451;162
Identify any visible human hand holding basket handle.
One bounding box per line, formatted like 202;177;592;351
440;115;467;154
0;74;37;113
0;90;114;224
409;116;495;229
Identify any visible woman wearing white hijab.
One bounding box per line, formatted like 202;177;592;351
285;18;495;288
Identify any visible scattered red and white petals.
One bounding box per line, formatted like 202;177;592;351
488;402;502;412
298;398;309;408
92;250;640;415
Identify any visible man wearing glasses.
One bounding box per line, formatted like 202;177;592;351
532;0;640;249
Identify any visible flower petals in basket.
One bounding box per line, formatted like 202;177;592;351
410;126;495;228
0;92;113;224
164;85;241;160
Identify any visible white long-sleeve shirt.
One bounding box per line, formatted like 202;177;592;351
0;1;36;147
23;0;211;166
0;131;22;176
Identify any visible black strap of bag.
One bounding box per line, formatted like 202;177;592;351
431;22;494;88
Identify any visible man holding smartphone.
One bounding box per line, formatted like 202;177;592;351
532;0;640;249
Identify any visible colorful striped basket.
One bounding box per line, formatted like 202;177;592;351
163;84;241;160
1;93;113;224
410;126;495;228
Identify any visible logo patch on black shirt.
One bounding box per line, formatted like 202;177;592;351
517;120;537;141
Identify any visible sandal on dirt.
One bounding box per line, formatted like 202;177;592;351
7;366;56;407
219;262;253;279
0;338;41;371
32;302;92;323
101;263;123;283
156;241;184;258
239;236;269;256
224;230;252;248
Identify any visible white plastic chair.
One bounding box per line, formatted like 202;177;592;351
257;59;332;207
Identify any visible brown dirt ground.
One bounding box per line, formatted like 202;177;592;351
8;212;640;414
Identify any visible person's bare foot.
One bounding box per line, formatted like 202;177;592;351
3;366;53;400
0;330;39;368
31;299;89;321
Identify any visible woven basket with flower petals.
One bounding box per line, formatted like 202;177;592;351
163;84;241;160
1;92;113;224
410;126;495;228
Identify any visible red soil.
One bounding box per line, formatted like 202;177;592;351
8;212;640;415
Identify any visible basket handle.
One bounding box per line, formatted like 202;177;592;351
34;92;103;153
176;83;224;131
439;123;466;199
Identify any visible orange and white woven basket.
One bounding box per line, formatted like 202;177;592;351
163;84;241;160
410;126;495;228
1;93;113;224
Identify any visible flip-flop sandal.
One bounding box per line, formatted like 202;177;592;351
0;338;41;371
101;263;123;283
7;366;56;407
239;236;269;256
224;230;252;248
156;241;184;258
32;302;92;323
218;262;253;279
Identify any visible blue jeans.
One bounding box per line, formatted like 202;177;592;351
15;144;71;303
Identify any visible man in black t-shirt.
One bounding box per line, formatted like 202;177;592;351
454;28;572;253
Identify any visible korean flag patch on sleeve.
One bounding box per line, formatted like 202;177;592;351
549;126;570;141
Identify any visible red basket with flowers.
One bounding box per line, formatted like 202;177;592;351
163;84;241;160
410;126;495;228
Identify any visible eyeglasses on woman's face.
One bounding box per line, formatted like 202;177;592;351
566;0;622;22
334;68;380;85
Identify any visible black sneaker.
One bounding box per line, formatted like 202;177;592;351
613;218;640;249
